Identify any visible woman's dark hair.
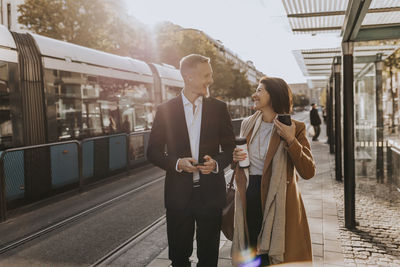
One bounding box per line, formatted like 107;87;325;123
259;76;293;114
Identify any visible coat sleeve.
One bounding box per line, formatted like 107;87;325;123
146;105;179;172
286;121;316;179
214;102;236;172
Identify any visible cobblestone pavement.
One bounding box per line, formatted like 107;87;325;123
332;169;400;266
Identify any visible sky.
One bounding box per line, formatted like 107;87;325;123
123;0;342;84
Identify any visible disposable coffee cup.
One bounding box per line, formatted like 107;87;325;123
235;137;250;168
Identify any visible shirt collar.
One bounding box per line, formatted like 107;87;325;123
181;91;203;107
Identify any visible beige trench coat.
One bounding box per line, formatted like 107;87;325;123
234;119;316;264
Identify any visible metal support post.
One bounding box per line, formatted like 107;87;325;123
126;134;130;175
375;54;384;183
329;78;335;154
342;42;356;230
334;56;342;181
387;144;392;179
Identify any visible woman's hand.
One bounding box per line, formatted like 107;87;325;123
233;147;247;163
274;118;296;145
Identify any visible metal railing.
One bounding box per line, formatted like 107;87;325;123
0;140;81;222
0;118;245;223
81;133;130;180
0;133;139;222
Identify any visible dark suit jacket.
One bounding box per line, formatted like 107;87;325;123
310;108;321;126
147;95;235;211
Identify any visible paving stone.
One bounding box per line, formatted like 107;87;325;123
331;171;400;266
311;233;323;245
312;243;323;257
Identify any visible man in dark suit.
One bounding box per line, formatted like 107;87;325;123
310;103;322;141
147;54;235;267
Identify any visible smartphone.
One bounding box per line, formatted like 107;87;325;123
277;114;292;126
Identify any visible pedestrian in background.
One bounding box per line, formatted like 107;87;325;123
310;103;321;141
232;77;316;266
108;116;116;134
147;54;235;267
122;115;131;133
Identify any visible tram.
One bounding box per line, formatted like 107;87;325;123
0;25;245;212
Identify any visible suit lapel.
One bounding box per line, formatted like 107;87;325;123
199;97;209;159
173;95;191;156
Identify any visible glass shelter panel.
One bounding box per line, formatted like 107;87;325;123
354;64;377;178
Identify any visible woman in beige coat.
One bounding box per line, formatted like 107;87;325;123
232;77;316;266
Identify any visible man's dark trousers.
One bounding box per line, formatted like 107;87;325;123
312;125;321;140
310;108;322;141
166;188;222;267
147;96;235;267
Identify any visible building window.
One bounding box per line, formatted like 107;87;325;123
7;3;11;30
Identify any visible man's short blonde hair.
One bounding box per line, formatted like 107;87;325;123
179;54;210;78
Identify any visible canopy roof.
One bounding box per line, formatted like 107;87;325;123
282;0;400;41
283;0;400;87
293;44;399;78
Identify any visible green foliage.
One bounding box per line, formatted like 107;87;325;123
154;22;253;99
17;0;154;60
19;0;110;51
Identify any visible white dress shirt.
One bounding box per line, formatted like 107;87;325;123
177;92;203;185
175;92;218;186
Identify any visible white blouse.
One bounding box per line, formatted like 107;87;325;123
248;121;274;175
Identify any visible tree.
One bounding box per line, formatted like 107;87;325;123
154;22;252;99
18;0;153;59
19;0;111;51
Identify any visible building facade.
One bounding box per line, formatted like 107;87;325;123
0;0;24;31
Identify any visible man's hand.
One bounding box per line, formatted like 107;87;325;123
197;155;216;175
177;157;198;173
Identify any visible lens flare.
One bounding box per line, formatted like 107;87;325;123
237;248;262;267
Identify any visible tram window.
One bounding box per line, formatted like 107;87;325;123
0;62;13;148
44;69;84;140
82;102;102;136
123;83;151;131
133;104;146;131
98;77;153;132
0;62;7;81
99;101;119;134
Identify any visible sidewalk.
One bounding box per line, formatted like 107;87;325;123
146;138;346;266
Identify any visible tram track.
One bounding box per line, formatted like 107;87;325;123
0;175;165;256
92;168;235;266
92;214;166;266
